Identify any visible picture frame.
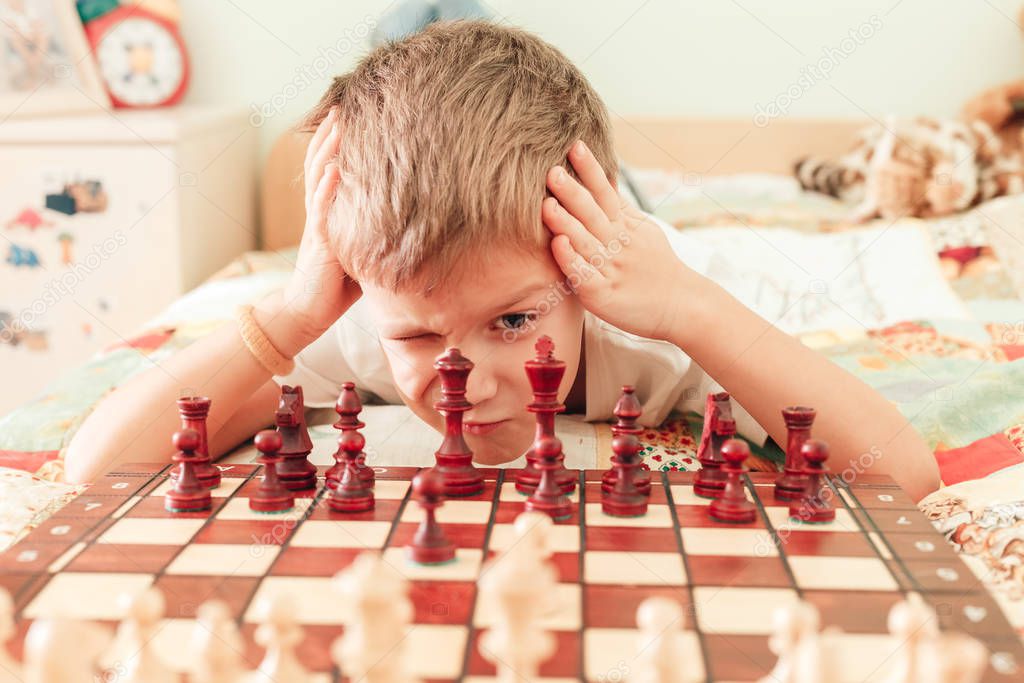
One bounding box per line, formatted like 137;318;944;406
0;0;110;120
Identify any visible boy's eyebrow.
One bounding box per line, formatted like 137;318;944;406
383;281;550;337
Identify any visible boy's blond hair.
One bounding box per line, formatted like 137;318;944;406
301;20;617;294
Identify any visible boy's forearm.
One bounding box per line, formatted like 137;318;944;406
666;272;940;502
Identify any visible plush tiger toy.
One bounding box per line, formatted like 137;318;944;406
794;117;1024;222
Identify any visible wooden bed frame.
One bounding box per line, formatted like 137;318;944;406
260;116;867;250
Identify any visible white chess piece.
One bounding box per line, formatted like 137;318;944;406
23;618;111;683
633;597;689;683
0;588;22;683
920;632;987;683
191;600;248;683
513;511;554;561
333;552;419;683
478;543;556;683
759;601;822;683
886;594;940;683
246;593;307;683
116;588;176;683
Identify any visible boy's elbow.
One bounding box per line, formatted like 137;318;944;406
63;437;103;485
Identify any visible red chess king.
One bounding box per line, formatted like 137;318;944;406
164;429;212;513
775;406;817;500
514;335;575;495
430;347;484;497
174;396;220;488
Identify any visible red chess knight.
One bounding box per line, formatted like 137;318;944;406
430;348;484;497
693;392;736;499
171;396;220;489
514;336;576;496
327;382;374;490
273;386;317;491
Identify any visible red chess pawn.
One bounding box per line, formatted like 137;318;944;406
274;385;317;491
171;396;220;489
164;429;212;513
601;433;649;517
693;392;735;499
249;430;295;514
775;406;816;500
407;469;455;565
525;435;573;520
601;386;652;496
327;430;375;513
431;348;484;497
514;336;575;495
789;439;835;524
708;439;757;524
327;382;374;490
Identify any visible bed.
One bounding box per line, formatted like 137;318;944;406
3;116;1024;636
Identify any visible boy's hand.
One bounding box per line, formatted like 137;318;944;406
542;140;691;342
277;108;362;356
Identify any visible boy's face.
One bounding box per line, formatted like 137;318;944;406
360;245;584;465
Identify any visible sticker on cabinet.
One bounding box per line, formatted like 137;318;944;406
5;208;53;231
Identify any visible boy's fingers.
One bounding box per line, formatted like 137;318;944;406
304;108;337;174
305;129;340;203
568;140;620;220
311;164;340;218
547;166;614;245
542;197;606;266
550;234;601;293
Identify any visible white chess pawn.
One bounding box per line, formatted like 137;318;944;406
191;600;248;683
633;597;688;683
117;588;176;683
333;552;418;683
513;511;554;561
0;588;22;683
478;546;555;683
247;594;308;683
886;594;940;683
759;601;821;683
23;618;111;683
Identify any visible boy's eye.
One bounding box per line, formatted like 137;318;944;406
495;312;538;332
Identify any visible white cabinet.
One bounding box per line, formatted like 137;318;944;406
0;105;256;413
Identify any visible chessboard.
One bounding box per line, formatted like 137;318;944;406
1;462;1022;682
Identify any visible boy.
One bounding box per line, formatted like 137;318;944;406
64;21;939;501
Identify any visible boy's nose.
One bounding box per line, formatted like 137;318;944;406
463;360;499;407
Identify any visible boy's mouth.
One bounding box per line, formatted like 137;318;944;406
464;419;508;436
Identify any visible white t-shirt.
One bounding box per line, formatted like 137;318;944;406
276;213;768;446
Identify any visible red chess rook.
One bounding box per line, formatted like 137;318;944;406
775;406;816;500
172;396;220;489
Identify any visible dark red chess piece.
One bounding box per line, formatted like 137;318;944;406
775;406;817;500
708;438;757;524
407;468;455;565
430;348;484;497
694;392;737;499
601;432;648;517
273;385;317;491
525;435;573;520
164;429;212;513
789;439;835;523
327;381;374;490
327;430;375;513
249;430;295;513
601;386;651;495
171;396;220;489
514;336;576;495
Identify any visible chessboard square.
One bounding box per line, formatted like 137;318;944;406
244;576;347;624
165;543;280;576
216;497;313;522
409;581;476;624
829;633;903;682
124;495;222;519
380;547;483;581
400;499;493;525
390;522;486;549
499;481;580;503
156;575;260;620
65;543;178;574
788;556;899;591
97;517;206;545
272;547;365;577
469;630;580;679
151;476;244;498
193;519;298;545
474;582;581;630
670;484;751;506
803;590;901;633
290;519;391;549
686;555;791;588
702;634;774;681
489;522;580;553
680;527;778;557
692;587;799;635
764;506;857;533
583;586;693;629
404;624;469;679
374;479;411;500
583;627;704;683
583;503;673;528
583;551;687;586
238;622;340;674
675;504;765;529
585;527;677;553
779;530;876;557
24;572;154;620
